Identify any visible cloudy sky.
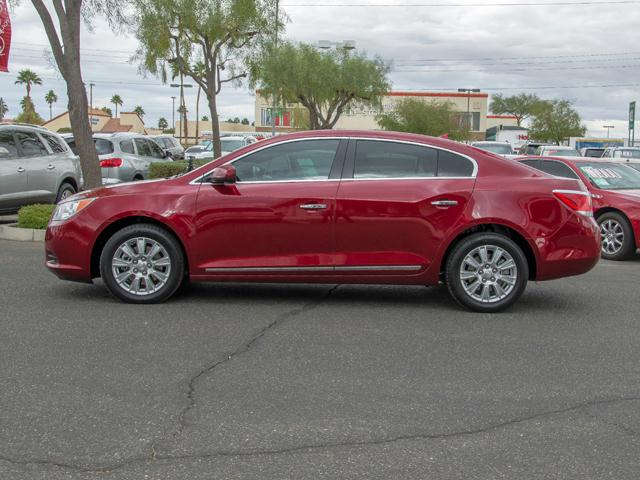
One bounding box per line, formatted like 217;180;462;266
1;0;639;138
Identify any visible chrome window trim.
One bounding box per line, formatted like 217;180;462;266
204;265;422;273
189;136;479;185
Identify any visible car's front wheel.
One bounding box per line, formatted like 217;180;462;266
598;212;636;261
55;182;76;203
99;224;185;303
445;233;529;313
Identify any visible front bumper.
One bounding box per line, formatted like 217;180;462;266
45;219;94;283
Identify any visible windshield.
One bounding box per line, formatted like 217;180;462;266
578;162;640;190
626;163;640;174
542;148;580;157
221;139;245;152
474;143;513;155
615;149;640;159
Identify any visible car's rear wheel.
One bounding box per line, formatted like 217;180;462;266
99;224;185;303
55;182;76;203
598;212;635;261
445;233;529;313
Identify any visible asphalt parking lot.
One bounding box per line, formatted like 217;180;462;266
1;239;640;480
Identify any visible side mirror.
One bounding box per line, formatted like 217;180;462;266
208;165;237;184
163;149;172;159
0;146;9;157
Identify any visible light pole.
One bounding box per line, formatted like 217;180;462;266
317;40;356;50
603;125;615;138
171;82;193;144
458;88;481;132
89;82;95;131
171;96;176;134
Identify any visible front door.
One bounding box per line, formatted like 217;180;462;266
191;138;346;275
334;139;476;273
16;130;57;203
0;130;28;212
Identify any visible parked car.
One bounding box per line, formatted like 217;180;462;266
601;146;640;160
579;147;605;158
65;133;171;184
470;141;514;156
535;145;580;157
517;156;640;260
150;135;184;160
45;131;600;312
516;142;554;155
185;136;257;160
0;123;82;213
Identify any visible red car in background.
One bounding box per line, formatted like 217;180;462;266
45;131;600;313
518;156;640;260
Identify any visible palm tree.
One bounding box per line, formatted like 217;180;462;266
133;105;145;118
0;98;7;121
45;90;58;120
192;61;206;141
110;94;123;117
15;69;43;98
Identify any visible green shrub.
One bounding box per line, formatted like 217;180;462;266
149;159;212;179
17;204;56;229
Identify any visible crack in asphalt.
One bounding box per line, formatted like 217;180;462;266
2;395;639;474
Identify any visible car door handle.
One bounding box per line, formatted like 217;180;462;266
431;200;458;207
47;164;55;170
17;167;25;173
299;203;328;210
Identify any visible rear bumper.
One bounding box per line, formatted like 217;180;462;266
535;214;601;281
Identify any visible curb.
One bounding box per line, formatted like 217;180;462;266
0;224;46;242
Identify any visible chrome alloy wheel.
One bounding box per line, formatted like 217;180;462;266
111;237;171;296
600;219;624;255
459;245;518;304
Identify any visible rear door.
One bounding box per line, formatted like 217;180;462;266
334;139;476;273
0;130;28;212
192;138;346;274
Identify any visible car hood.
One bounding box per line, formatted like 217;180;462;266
66;178;170;201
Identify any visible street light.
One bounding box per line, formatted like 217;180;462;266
89;82;95;131
458;88;481;132
317;40;357;50
603;125;615;138
171;96;176;133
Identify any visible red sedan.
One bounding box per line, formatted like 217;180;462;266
517;156;640;260
45;131;600;313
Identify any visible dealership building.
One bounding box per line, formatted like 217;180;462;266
254;91;518;139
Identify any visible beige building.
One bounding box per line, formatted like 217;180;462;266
43;108;147;134
254;91;494;138
486;115;519;130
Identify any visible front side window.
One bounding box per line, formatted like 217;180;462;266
40;133;66;153
134;138;152;157
15;131;49;156
0;131;19;159
232;139;340;182
578;162;640;190
148;140;165;158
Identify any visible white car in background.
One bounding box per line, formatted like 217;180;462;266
185;136;257;160
535;145;581;157
470;141;514;157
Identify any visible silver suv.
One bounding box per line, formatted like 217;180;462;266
65;133;172;185
150;135;184;160
0;124;82;213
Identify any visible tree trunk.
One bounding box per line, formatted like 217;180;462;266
206;89;221;159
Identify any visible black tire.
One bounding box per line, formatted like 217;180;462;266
445;233;529;313
99;223;185;304
55;182;76;203
597;211;636;261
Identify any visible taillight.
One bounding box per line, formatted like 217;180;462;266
99;158;123;168
552;190;593;217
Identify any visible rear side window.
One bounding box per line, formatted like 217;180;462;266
354;141;437;178
95;139;114;155
120;140;134;154
0;131;19;159
437;150;474;177
40;133;66;153
539;160;579;179
15;131;49;156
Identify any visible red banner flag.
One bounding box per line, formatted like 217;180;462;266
0;0;11;72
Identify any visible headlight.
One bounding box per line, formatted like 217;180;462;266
51;198;96;222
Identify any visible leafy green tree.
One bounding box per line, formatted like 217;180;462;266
28;0;126;188
377;98;470;141
45;89;58;119
201;115;209;121
15;96;45;125
133;105;145;118
101;106;113;117
135;0;281;159
490;93;547;127
15;69;43;98
250;42;390;130
158;117;168;129
111;94;123;117
528;99;586;144
241;117;250;125
0;98;8;121
233;117;241;124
